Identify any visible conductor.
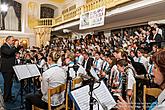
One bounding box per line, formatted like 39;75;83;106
0;36;19;102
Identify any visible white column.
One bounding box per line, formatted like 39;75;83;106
25;1;31;33
21;1;27;33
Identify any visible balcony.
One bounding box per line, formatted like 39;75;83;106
37;0;133;27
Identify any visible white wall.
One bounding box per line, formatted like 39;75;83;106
0;31;35;46
63;0;85;10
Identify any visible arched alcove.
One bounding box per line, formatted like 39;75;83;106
40;4;58;18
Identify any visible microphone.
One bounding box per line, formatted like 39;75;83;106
68;63;79;77
73;64;79;75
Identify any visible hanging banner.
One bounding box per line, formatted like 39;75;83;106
79;6;105;30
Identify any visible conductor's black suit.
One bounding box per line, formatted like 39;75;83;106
0;43;18;101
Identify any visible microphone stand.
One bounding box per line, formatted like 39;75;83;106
89;78;95;110
65;62;79;109
65;66;72;109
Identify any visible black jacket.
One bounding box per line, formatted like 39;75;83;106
83;57;94;75
0;43;18;72
154;33;162;48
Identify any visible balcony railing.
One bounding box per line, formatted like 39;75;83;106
38;0;132;27
38;18;53;26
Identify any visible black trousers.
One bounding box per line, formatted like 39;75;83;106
25;92;48;110
2;71;14;101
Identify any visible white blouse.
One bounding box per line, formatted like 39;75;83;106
153;89;165;110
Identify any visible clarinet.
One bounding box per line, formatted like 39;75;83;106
122;72;127;101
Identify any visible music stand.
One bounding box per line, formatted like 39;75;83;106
12;64;40;108
69;81;116;110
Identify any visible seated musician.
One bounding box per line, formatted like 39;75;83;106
25;51;66;110
113;59;136;103
64;52;87;78
99;55;116;86
134;49;148;70
117;49;165;110
64;52;87;88
36;52;47;72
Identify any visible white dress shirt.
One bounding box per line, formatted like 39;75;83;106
77;55;84;65
41;64;66;106
135;56;148;70
102;61;109;71
94;58;103;74
126;68;136;90
37;59;47;72
66;62;87;79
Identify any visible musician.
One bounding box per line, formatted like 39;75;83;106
0;36;20;102
148;45;158;56
75;50;84;65
99;55;116;86
109;60;119;90
117;49;165;110
15;52;21;65
93;52;103;74
82;51;94;76
64;52;86;79
135;49;148;70
36;52;47;72
23;53;33;64
101;54;110;72
115;48;127;60
25;51;66;110
129;50;137;62
79;35;84;44
114;59;136;102
151;28;162;48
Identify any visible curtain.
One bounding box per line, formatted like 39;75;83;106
4;6;18;31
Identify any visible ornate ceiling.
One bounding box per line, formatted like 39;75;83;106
48;0;65;3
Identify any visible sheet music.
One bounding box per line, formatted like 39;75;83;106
13;65;31;80
90;67;99;80
70;85;104;110
27;64;40;77
13;66;20;80
13;64;40;80
93;81;116;110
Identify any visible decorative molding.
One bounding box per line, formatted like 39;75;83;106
34;27;51;47
49;0;65;3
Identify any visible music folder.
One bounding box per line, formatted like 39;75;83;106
69;81;116;110
13;64;41;80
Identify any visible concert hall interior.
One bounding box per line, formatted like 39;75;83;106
0;0;165;110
